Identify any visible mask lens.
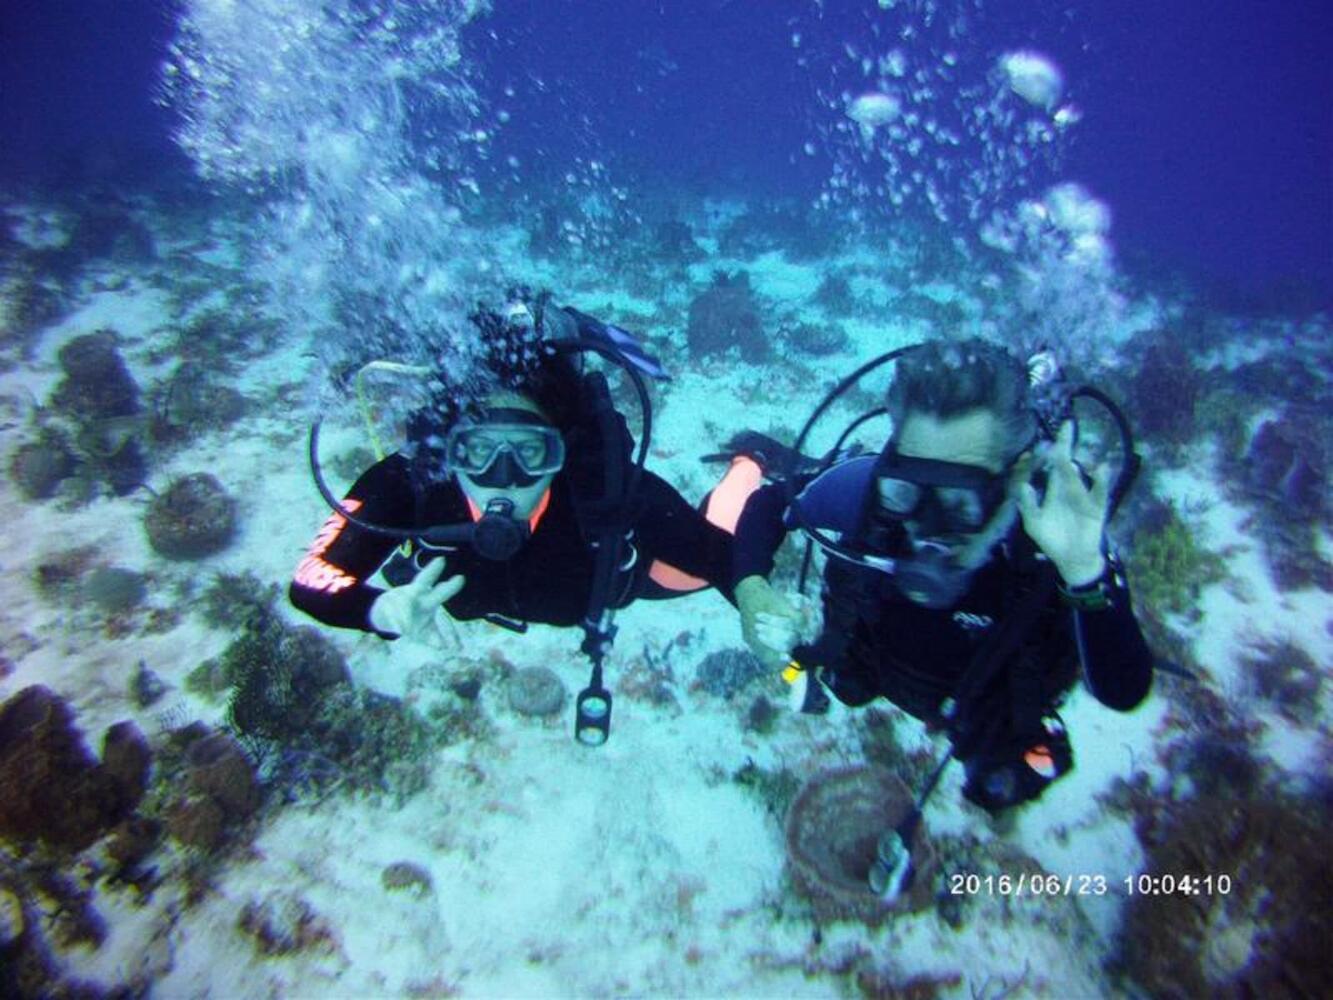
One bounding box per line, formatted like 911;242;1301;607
446;424;564;477
935;486;988;530
876;476;920;514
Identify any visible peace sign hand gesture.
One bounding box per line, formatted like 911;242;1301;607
369;557;466;644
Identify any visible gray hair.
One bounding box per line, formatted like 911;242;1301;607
885;338;1037;463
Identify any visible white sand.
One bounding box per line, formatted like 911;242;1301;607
2;199;1329;999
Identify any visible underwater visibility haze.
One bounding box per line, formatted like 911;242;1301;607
0;0;1330;996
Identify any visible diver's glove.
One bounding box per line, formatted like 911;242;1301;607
368;558;465;643
735;575;801;671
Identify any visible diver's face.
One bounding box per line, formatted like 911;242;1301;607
889;409;1016;554
451;392;561;520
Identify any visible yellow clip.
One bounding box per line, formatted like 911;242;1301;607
781;662;804;685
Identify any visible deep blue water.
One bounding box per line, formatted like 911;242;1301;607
2;0;1329;304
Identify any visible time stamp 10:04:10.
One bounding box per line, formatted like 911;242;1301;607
948;873;1234;897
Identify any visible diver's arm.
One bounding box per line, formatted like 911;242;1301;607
632;471;736;600
732;456;877;583
1068;563;1154;710
733;482;790;582
289;455;414;635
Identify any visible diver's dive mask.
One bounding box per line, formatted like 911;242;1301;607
864;450;1014;609
872;451;1010;535
443;409;566;488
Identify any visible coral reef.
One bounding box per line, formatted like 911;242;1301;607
732;758;801;819
48;330;147;494
1222;407;1333;590
1124;498;1227;621
651;219;704;262
506;666;567;718
150;364;249;444
1113;792;1333;997
1239;637;1323;725
686;271;768;362
7;427;76;500
1123;337;1207;444
165;730;261;852
81;566;147;615
382;861;433;896
717;202;843;261
0;272;68;350
214;585;439;801
131;662;168;709
0;686;149;854
225;620;351;740
1244;414;1327;519
694;647;766;700
0;848;111;997
784;765;936;925
144;473;238;559
160;307;283;372
238;890;338;957
31;545;98;600
743;694;778;735
783;320;849;358
813;272;855;315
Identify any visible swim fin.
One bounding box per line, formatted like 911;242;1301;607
700;431;820;478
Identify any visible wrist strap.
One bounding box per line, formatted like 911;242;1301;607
1058;557;1121;612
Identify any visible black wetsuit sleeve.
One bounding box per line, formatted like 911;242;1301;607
733;482;791;582
289;455;415;636
732;457;874;582
1071;573;1154;710
632;471;736;601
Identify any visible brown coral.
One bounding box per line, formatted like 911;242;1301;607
784;765;936;926
165;730;260;852
0;686;147;853
238;891;338;956
144;473;237;559
1114;793;1333;996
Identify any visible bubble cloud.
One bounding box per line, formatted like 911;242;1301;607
847;91;903;129
998;50;1064;111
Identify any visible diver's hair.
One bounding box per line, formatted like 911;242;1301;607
886;338;1036;463
405;302;583;483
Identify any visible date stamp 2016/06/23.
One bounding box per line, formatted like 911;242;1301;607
948;872;1234;898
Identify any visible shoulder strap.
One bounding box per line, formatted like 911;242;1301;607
949;560;1058;741
563;371;637;662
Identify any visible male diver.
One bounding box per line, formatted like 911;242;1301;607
731;338;1153;881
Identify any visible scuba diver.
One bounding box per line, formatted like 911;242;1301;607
290;295;762;745
727;337;1153;894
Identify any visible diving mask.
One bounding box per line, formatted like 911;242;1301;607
444;409;565;488
873;451;1010;537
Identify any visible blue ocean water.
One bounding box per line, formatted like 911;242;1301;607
3;0;1330;300
1;1;1331;996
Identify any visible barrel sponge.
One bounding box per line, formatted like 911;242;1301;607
507;666;567;718
784;764;936;925
144;473;237;559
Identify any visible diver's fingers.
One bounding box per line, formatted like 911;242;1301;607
1054;420;1076;459
755;612;797;654
426;574;466;604
412;557;448;590
1089;462;1113;512
1016;480;1041;522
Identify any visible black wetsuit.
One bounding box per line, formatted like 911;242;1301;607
735;457;1154;810
291;454;734;637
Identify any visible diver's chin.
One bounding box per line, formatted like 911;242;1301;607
458;474;554;522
